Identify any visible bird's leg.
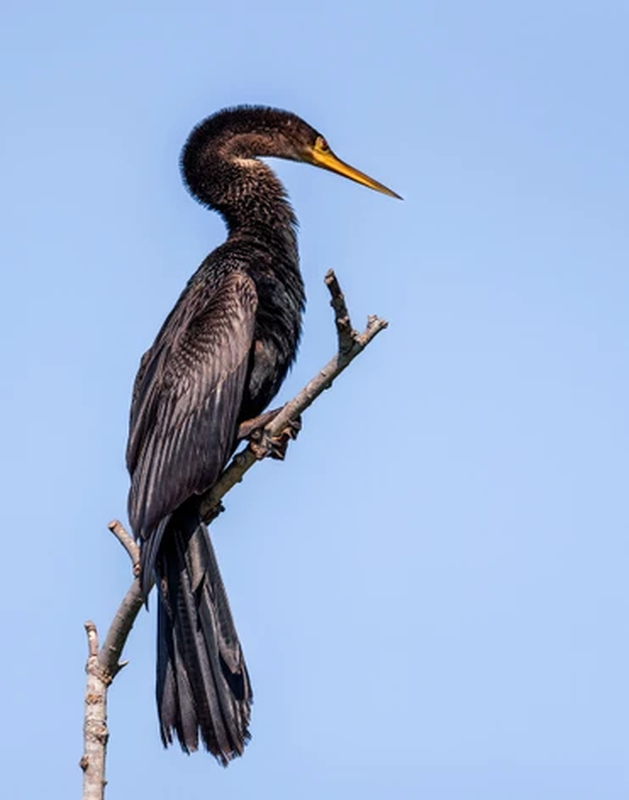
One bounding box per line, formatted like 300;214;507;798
237;408;302;461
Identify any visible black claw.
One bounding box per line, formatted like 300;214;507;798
286;415;302;439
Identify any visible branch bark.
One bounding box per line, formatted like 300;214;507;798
80;270;388;799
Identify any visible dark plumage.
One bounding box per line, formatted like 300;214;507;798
126;105;398;763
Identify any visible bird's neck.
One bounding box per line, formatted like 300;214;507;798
192;157;299;259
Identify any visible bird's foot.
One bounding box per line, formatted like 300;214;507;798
237;408;282;441
243;414;302;461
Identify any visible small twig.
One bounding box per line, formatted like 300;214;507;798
81;270;387;798
325;269;355;355
107;519;140;568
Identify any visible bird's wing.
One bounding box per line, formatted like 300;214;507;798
127;270;258;541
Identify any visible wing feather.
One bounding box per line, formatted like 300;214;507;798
127;270;258;541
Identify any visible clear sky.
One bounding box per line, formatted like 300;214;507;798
1;2;628;798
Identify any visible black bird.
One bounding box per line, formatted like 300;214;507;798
126;105;399;763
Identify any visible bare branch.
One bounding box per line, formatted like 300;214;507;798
107;519;140;568
81;270;388;798
80;523;145;800
325;268;355;355
81;622;109;800
99;574;145;680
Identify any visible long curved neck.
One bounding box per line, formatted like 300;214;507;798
181;129;298;256
214;160;298;257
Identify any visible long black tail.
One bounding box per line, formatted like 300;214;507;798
150;503;252;762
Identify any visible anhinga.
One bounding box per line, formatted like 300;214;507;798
126;105;399;763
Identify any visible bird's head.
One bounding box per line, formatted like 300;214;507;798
182;105;401;202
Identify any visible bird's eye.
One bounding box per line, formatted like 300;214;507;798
317;136;329;152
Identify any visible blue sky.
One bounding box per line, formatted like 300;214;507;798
1;1;628;798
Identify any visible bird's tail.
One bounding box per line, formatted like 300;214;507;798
150;503;252;762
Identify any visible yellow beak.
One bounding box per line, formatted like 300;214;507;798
309;145;402;200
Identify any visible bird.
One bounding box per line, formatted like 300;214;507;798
126;105;399;763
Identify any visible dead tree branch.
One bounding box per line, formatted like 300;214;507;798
80;270;388;799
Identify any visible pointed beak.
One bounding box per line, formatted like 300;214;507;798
309;145;402;200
